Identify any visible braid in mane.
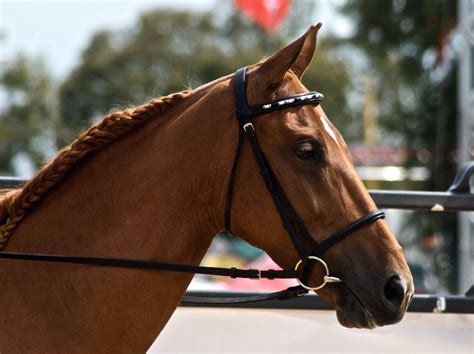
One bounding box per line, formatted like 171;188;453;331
0;90;191;249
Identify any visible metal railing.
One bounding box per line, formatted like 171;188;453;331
181;288;474;314
1;161;473;313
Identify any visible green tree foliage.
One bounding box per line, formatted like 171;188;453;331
0;54;56;174
341;0;458;189
58;4;351;145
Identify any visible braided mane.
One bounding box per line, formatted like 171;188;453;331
0;90;191;249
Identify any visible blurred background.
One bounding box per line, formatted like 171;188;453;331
0;0;472;295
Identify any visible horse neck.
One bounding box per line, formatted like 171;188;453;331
3;83;236;351
10;91;229;256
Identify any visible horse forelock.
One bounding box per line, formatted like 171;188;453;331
0;89;192;250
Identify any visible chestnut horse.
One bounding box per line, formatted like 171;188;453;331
0;25;413;353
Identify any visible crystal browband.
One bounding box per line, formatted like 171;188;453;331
235;90;324;119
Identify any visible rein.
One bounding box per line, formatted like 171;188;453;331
0;67;385;304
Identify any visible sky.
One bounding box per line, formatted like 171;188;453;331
0;0;215;78
0;0;350;79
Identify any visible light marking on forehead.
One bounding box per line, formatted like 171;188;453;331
319;115;339;145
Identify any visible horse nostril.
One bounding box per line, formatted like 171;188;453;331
384;275;406;309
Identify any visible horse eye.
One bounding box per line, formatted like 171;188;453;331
293;141;316;161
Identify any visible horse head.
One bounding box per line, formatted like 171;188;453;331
227;24;414;329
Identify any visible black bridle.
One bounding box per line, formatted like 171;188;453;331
224;67;384;293
0;67;385;304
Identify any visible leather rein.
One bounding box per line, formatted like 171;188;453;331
0;67;385;304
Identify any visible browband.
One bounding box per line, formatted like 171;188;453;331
233;67;324;120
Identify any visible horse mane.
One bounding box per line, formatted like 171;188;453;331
0;89;191;249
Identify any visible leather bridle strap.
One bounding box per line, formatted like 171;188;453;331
229;67;385;259
181;285;307;305
226;66;322;259
311;210;385;257
0;252;297;279
0;251;309;304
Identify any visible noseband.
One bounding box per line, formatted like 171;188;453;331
0;67;385;303
225;67;385;290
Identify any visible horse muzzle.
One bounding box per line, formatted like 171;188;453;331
330;272;414;329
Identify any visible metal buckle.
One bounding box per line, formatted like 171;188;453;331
249;269;262;280
243;122;254;132
294;256;342;291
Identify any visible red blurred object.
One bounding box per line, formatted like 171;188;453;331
421;234;439;249
235;0;290;32
224;255;298;291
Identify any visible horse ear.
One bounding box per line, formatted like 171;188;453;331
253;23;322;90
290;23;321;78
